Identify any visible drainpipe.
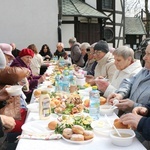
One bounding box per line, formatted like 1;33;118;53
58;0;62;42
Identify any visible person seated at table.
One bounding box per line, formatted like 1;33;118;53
95;46;142;97
10;43;20;58
69;37;84;67
54;42;66;59
120;105;150;149
87;43;97;76
107;44;150;115
39;44;53;61
0;43;15;66
85;40;116;85
80;42;90;67
0;48;30;149
10;48;46;103
0;115;16;138
27;44;43;75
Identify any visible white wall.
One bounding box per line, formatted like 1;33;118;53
62;24;74;48
0;1;58;52
85;0;96;9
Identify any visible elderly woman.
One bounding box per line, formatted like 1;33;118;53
95;46;142;97
27;44;43;75
0;43;14;65
10;48;46;102
54;42;66;59
80;42;90;67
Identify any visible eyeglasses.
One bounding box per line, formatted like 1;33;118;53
94;51;102;54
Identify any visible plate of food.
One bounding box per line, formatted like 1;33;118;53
91;118;114;136
62;135;93;144
61;125;94;144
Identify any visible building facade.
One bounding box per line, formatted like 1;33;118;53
0;0;124;52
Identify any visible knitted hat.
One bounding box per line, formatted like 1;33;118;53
94;40;109;53
19;48;34;58
0;43;14;59
0;48;6;69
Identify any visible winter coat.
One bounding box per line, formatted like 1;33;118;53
94;52;116;82
116;68;150;107
104;59;142;97
70;43;84;67
10;57;41;92
137;104;150;141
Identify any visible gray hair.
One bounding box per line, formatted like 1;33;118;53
80;42;90;49
68;37;77;44
113;46;134;60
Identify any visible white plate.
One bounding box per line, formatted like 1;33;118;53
22;120;55;136
91;118;114;136
62;136;93;144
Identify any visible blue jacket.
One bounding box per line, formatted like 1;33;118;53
137;104;150;140
116;68;150;107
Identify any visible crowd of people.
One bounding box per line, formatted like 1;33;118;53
0;37;150;149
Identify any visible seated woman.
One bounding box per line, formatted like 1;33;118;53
80;42;90;67
27;44;43;75
0;48;30;149
39;44;53;61
95;46;142;97
54;42;66;59
10;48;46;102
0;43;15;65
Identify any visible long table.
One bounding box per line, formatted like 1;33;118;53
16;65;146;150
16;111;146;150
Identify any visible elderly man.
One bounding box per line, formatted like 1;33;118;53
108;44;150;113
95;46;142;97
85;40;116;85
69;37;84;67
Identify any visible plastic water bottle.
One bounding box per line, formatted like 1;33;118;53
62;72;70;92
89;86;100;120
55;72;62;92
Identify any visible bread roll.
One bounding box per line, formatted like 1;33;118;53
34;89;41;98
100;96;106;105
72;125;85;134
70;134;84;141
114;119;130;129
48;120;58;130
62;128;73;139
83;130;94;140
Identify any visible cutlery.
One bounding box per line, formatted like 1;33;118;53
104;114;122;137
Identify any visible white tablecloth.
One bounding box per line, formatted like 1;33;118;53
16;112;146;150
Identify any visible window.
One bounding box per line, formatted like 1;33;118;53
104;28;114;42
102;0;113;10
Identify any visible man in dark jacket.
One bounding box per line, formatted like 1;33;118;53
120;104;150;141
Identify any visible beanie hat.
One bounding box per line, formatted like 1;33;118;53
19;48;34;58
0;43;14;59
94;40;109;53
0;48;6;69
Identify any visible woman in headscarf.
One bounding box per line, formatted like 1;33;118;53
11;48;46;102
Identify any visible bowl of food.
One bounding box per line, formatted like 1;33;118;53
110;129;135;147
6;85;23;96
100;105;117;116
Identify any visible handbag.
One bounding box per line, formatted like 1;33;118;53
0;96;21;120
